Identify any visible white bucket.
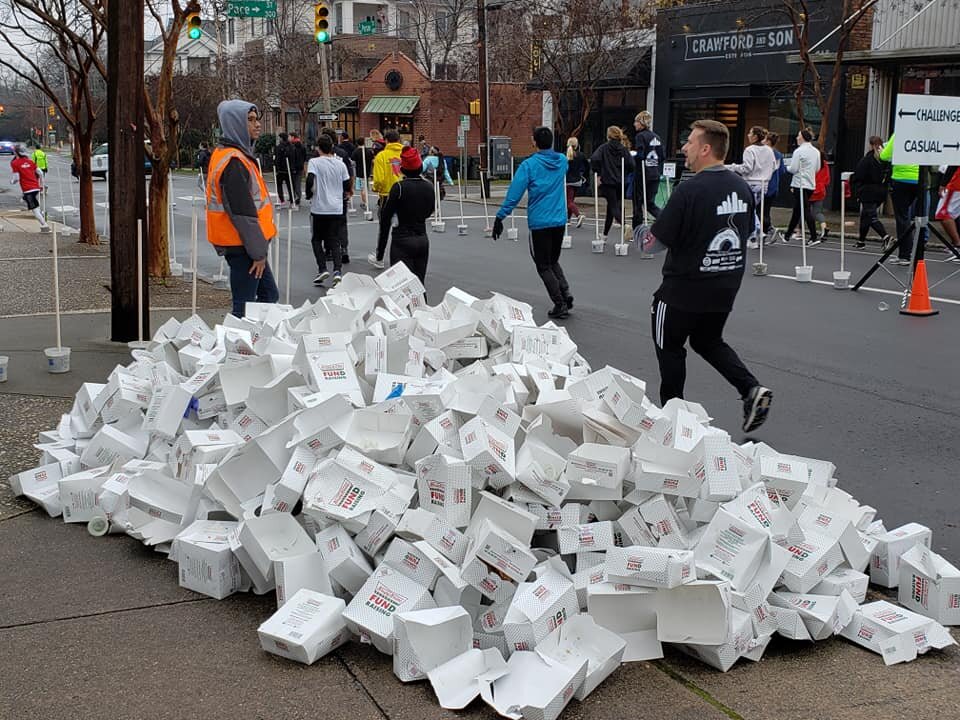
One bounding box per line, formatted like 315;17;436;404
483;227;493;238
433;221;446;233
44;347;70;374
0;355;7;382
363;210;374;222
457;224;468;236
752;262;768;276
507;228;519;241
561;236;572;249
795;265;813;283
591;239;605;254
833;270;851;289
614;243;629;256
169;261;184;277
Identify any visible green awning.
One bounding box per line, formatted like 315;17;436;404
309;96;358;114
362;95;420;114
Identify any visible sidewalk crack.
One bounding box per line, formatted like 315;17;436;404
652;660;746;720
333;651;390;720
0;597;213;631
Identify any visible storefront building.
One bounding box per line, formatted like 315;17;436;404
653;0;847;165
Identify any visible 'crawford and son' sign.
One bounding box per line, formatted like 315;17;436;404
684;24;799;62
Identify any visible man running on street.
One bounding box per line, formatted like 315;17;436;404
643;119;772;432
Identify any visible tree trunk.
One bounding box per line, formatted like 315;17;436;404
75;129;99;245
147;159;170;278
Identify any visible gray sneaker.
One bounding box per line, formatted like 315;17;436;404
39;226;52;234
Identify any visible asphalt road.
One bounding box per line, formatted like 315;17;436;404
22;152;960;560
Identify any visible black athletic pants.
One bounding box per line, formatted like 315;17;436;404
529;226;570;306
785;187;816;243
858;201;887;244
599;184;622;237
311;213;344;274
277;173;293;204
651;298;758;406
390;232;429;283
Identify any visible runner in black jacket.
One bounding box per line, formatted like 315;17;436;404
633;111;665;224
590;127;634;237
849;135;891;248
369;146;435;283
645;119;772;433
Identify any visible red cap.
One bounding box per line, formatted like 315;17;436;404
400;145;422;172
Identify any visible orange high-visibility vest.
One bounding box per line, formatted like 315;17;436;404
205;147;276;247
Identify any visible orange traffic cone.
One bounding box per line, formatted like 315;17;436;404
900;259;939;316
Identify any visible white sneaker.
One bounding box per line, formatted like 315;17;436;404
39;226;51;234
747;240;759;250
367;253;385;269
575;215;584;228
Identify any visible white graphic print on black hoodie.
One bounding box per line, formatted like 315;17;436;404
649;165;755;313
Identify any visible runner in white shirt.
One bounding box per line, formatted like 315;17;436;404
305;134;350;286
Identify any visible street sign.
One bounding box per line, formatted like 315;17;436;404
457;127;466;149
316;113;338;121
226;1;277;19
459;114;470;131
662;162;677;179
358;19;377;35
893;93;960;166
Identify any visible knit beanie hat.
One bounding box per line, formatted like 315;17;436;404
400;145;422;172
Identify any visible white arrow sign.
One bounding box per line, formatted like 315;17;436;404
893;93;960;165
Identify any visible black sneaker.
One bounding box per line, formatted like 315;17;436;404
341;254;350;265
855;240;866;249
881;235;895;253
331;272;342;287
742;386;773;433
313;271;329;286
547;303;569;319
565;295;574;310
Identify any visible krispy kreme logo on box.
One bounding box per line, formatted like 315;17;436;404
402;552;421;572
875;607;907;625
326;537;340;552
817;560;829;577
662;477;680;490
913;630;928;647
320;363;347;381
238;415;254;428
681;426;693;440
777;462;792;473
589;569;605;584
563;684;575;702
754;605;770;623
714;456;728;472
949;594;960;609
293;460;307;475
858;625;875;641
533;584;551;601
790;597;816;610
578;526;596;547
481;610;498;630
656;519;674;537
814;513;834;529
365;582;408;616
440;529;459;551
495;408;510;424
488;437;508;462
454;488;466;504
34;470;48;481
746;500;771;528
358;460;375;475
334;481;366;511
464;431;477;445
547;608;567;632
439;417;454;431
626;556;644;571
913;575;929;607
611;390;622;405
479;575;500;594
513;641;530;651
274;639;290;652
428;480;445;506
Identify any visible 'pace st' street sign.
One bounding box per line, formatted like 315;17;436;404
893;93;960;165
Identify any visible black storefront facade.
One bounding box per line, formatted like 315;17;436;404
653;0;846;180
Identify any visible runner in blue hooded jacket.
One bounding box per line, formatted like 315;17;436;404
493;126;573;319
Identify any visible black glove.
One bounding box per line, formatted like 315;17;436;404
492;216;504;241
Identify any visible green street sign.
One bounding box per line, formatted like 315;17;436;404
358;19;377;35
227;1;277;19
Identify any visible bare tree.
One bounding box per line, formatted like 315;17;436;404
0;0;107;245
273;36;323;138
768;0;876;152
490;0;656;138
408;0;477;79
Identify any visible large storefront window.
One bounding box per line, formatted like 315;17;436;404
379;114;414;143
767;97;822;152
668;100;743;160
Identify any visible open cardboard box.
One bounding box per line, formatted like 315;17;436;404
393;605;473;682
480;650;587;720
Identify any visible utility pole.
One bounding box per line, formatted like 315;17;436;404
108;0;148;341
476;0;489;177
320;44;332;115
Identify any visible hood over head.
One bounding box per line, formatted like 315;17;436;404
218;99;258;150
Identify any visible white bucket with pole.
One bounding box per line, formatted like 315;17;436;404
456;172;468;235
431;171;445;232
481;171;492;236
0;355;8;382
361;144;374;221
615;157;629;256
168;174;183;276
507;157;518;241
46;223;70;373
834;171;853;289
592;174;604;252
754;180;768;276
284;157;294;303
191;191;199;316
795;183;813;282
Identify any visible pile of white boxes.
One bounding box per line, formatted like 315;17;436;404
8;264;958;720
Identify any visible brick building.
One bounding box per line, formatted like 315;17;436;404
321;52;545;172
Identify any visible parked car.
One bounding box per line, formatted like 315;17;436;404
0;140;16;155
91;142;153;179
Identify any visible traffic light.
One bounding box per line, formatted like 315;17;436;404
314;2;332;44
186;5;202;40
48;105;55;117
469;99;480;116
0;105;5;115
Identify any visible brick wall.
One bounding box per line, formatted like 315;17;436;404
331;52;543;158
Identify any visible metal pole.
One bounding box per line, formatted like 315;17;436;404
320;45;332;115
477;0;489;175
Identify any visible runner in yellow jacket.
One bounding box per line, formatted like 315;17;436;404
371;129;404;207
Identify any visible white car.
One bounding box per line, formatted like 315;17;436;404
91;142;153;179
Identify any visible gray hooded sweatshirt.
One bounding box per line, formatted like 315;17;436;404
212;99;272;260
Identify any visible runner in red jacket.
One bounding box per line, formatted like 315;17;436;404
10;144;50;232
